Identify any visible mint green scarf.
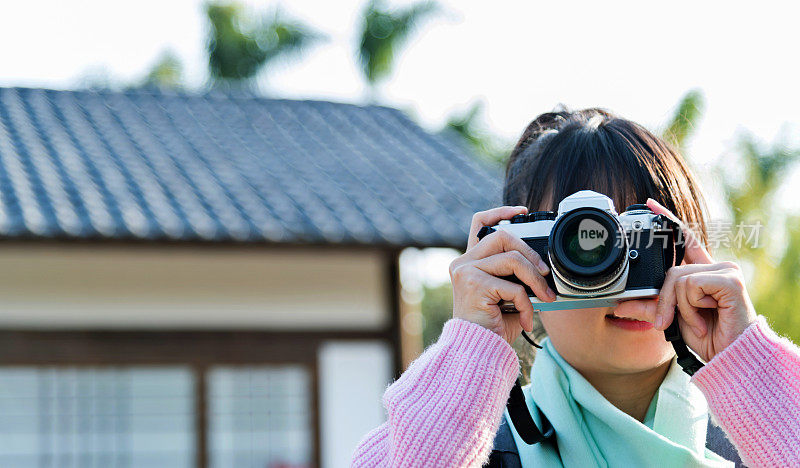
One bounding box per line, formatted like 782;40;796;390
504;338;732;467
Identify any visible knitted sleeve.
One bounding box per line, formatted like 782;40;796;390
350;318;520;467
691;315;800;467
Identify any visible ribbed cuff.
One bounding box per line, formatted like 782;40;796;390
437;318;520;379
691;315;784;396
379;319;521;467
689;316;800;467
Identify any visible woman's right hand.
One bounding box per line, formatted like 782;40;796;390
448;206;557;344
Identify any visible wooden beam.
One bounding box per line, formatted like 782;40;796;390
0;329;392;365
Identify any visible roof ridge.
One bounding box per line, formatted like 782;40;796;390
0;86;401;113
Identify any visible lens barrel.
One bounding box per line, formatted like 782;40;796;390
548;207;628;290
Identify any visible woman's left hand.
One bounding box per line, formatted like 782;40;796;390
644;198;758;362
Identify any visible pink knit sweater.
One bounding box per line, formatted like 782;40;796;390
352;316;800;467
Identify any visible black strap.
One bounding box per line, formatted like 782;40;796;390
506;378;555;445
664;309;705;376
656;214;686;268
656;217;703;376
667;216;686;266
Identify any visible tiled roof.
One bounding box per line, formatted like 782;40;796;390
0;87;502;248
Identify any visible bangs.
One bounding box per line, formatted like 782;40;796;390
534;122;661;213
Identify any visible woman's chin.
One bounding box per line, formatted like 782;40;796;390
600;337;674;373
541;306;674;374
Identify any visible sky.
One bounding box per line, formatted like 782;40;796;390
2;0;799;285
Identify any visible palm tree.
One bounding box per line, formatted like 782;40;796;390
717;134;800;340
205;2;321;90
664;90;800;341
357;0;438;96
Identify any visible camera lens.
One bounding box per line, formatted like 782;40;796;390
548;208;628;291
561;221;610;267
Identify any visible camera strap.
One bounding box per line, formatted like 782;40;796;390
656;214;686;268
506;378;555;445
664;313;705;376
657;215;705;376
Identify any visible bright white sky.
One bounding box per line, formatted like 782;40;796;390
2;0;799;285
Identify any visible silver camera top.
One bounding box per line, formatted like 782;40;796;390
557;190;617;216
494;190;659;239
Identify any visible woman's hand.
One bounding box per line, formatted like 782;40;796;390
449;206;557;344
646;198;758;362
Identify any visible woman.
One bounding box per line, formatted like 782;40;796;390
351;108;800;467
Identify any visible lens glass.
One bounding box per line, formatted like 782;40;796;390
560;216;612;267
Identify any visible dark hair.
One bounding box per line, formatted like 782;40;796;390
503;107;709;249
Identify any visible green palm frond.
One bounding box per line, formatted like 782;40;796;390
358;0;439;87
722;134;800;227
444;101;508;165
206;2;322;87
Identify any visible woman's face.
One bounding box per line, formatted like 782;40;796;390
539;299;675;375
530;193;678;374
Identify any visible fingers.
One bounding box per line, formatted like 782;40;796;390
467;206;528;250
483;274;536;332
472;251;556;302
655;263;721;331
646;198;712;265
449;263;537;331
463;229;550;275
675;276;707;337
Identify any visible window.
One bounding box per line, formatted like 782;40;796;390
0;367;195;468
0;328;394;467
208;366;313;468
0;364;314;468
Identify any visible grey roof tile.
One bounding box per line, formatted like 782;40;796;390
0;87;502;248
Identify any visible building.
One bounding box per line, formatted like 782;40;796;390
0;87;501;467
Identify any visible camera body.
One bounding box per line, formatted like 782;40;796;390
477;190;684;312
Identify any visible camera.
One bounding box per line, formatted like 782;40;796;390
477;190;685;312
